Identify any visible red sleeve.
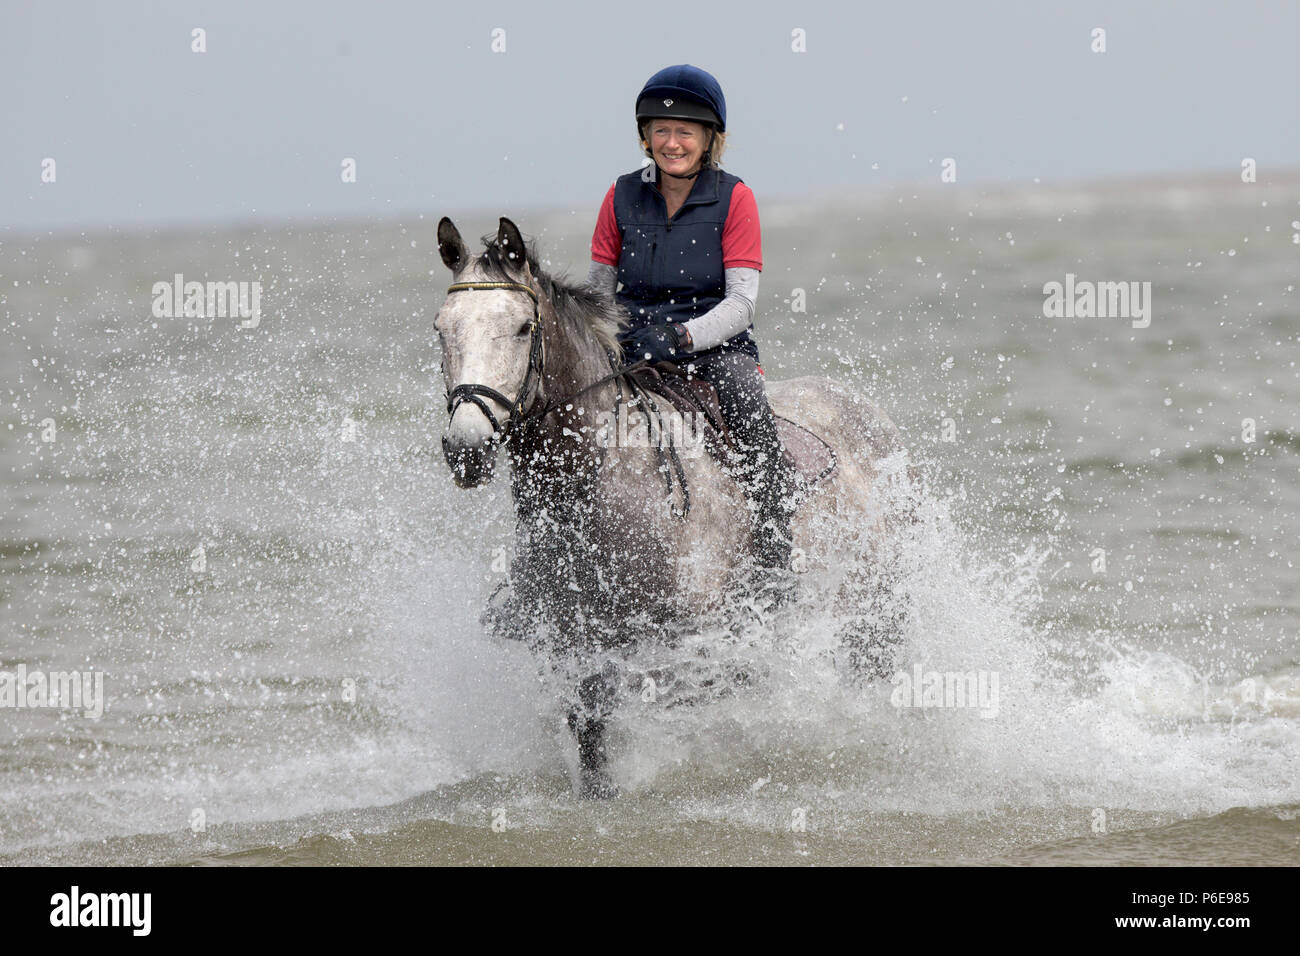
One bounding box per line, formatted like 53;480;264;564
590;183;620;266
722;182;762;270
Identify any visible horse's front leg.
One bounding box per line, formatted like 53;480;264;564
566;664;620;799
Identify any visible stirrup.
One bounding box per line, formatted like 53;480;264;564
749;516;797;607
753;515;794;570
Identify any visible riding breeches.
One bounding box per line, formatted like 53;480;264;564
681;348;797;562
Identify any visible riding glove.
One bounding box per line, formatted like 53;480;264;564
621;323;690;365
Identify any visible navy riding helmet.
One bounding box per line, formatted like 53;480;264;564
635;64;727;134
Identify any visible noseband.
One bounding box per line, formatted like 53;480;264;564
443;280;545;442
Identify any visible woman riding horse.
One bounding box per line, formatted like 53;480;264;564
587;63;798;576
442;66;913;796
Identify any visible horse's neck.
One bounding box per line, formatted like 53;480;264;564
509;332;619;507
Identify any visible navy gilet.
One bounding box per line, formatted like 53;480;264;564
612;165;758;360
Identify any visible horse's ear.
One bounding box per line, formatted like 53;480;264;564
497;218;530;278
437;217;469;273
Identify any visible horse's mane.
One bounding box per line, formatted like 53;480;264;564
476;234;625;358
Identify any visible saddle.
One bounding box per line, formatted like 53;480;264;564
626;361;837;493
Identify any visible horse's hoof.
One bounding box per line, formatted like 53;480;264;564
579;771;619;800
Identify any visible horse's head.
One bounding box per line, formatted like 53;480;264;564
435;216;544;487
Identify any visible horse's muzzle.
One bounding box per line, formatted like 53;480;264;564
442;433;499;488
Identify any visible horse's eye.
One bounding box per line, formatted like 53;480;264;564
516;321;532;337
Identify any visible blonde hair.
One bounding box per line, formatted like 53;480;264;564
639;121;727;170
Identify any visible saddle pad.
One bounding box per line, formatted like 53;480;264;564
776;415;837;489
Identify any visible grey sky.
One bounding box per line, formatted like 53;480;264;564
3;0;1296;233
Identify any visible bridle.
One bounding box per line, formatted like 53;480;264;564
442;279;651;445
442;280;546;443
440;277;690;517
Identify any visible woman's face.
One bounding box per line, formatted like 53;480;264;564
645;118;709;177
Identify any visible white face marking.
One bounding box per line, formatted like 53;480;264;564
436;277;537;444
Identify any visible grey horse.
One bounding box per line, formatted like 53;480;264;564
435;216;914;797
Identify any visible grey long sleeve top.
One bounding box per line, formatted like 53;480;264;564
585;260;760;354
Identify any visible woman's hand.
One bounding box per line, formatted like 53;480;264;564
621;323;689;365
